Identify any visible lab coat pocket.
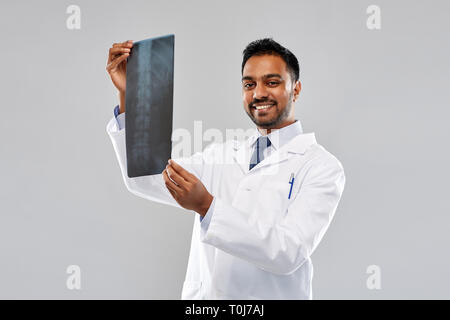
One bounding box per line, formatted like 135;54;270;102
181;281;202;300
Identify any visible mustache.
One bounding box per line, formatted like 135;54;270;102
249;99;277;108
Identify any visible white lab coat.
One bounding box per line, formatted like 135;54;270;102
106;116;345;300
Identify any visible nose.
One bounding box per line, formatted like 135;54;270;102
253;82;269;100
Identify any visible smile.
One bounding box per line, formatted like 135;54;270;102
252;104;275;110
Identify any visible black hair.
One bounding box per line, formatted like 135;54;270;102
241;38;300;83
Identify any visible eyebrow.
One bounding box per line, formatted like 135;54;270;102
242;73;283;81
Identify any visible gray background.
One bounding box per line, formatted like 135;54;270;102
1;0;449;299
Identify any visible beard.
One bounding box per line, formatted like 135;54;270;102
245;91;293;129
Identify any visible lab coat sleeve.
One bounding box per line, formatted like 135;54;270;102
200;157;346;276
106;115;206;210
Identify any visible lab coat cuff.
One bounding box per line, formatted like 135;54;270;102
200;196;240;244
200;196;215;234
116;112;125;130
106;115;122;135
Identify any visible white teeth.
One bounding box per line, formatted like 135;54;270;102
255;104;273;110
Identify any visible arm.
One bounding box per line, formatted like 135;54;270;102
200;157;346;275
119;90;125;114
106;115;206;210
105;40;212;215
106;40;192;210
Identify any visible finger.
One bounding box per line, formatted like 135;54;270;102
168;160;195;182
110;43;133;56
107;47;130;64
109;47;131;56
106;53;128;72
166;165;188;189
109;42;132;59
112;40;133;48
163;176;177;196
106;53;129;73
166;186;178;199
162;169;183;194
162;169;178;192
108;41;133;64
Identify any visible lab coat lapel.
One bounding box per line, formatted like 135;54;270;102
231;132;317;174
256;132;317;171
231;131;258;174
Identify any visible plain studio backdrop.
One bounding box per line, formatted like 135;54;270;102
0;0;449;299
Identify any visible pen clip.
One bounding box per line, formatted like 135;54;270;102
289;173;294;184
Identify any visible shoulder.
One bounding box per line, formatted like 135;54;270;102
301;143;345;188
308;144;344;172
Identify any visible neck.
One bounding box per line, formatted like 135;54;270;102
257;119;296;136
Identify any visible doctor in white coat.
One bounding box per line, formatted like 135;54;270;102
105;38;345;299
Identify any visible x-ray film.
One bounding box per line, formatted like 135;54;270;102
125;34;174;177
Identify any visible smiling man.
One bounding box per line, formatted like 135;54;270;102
106;38;345;299
242;44;300;132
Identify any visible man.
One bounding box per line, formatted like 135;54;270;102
105;38;345;299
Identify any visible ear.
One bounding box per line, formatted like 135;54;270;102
293;80;301;102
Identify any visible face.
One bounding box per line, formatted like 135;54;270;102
242;54;301;130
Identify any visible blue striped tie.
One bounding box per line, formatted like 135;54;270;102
249;136;271;170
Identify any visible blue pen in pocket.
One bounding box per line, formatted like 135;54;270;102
288;173;295;199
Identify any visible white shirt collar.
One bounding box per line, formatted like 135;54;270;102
250;119;303;150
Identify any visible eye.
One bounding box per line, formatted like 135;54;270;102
244;83;255;89
267;81;280;86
